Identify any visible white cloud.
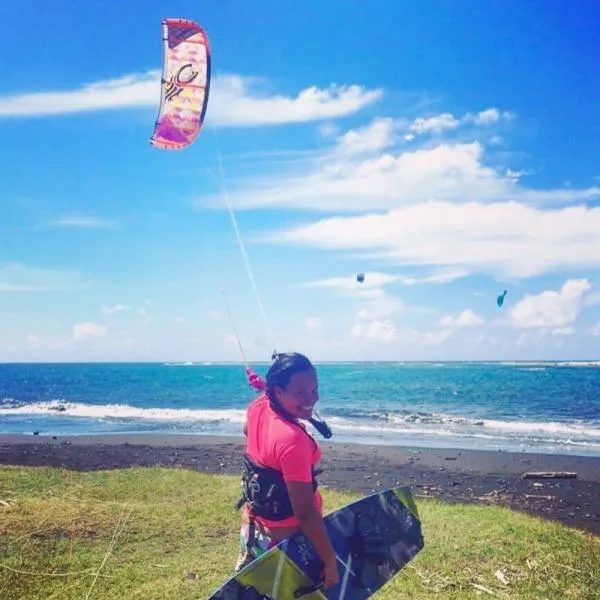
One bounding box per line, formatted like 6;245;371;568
47;216;116;229
417;327;455;346
304;269;468;292
469;108;512;125
405;107;511;138
350;287;403;344
0;70;382;126
439;309;483;328
73;322;107;341
583;291;600;308
317;122;341;139
200;138;599;212
102;305;129;316
305;317;322;330
27;334;40;345
508;279;592;333
356;289;403;320
336;117;397;155
138;306;153;324
589;321;600;336
212;75;383;127
351;318;396;344
268;201;600;279
305;272;400;292
408;113;460;134
0;263;86;292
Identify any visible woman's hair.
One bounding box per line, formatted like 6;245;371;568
265;352;315;403
266;352;332;440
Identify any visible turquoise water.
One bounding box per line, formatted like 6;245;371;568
1;361;600;457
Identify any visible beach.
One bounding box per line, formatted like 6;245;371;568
1;433;599;536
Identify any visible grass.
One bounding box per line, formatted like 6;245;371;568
0;466;599;599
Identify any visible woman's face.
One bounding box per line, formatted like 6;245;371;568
274;368;319;420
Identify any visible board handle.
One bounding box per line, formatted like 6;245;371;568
294;581;323;598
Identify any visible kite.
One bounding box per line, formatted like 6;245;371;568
356;272;365;283
245;366;266;392
497;290;507;307
150;18;211;150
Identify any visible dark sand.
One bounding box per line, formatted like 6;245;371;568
1;433;599;535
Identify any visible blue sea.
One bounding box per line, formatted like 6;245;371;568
1;361;600;457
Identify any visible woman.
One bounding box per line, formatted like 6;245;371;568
235;353;340;591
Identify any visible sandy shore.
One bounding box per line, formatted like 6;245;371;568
1;433;599;536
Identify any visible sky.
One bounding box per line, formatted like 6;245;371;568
1;0;600;362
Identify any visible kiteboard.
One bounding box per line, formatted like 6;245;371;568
207;485;424;599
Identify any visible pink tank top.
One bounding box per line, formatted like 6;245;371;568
245;394;323;529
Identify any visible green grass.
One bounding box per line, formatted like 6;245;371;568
0;466;598;599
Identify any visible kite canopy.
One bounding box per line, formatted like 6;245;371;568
497;290;507;307
150;18;211;150
356;273;365;283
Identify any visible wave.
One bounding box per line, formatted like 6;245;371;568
0;400;246;424
499;361;600;368
2;400;599;445
326;407;600;439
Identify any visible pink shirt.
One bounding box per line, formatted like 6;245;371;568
245;394;323;529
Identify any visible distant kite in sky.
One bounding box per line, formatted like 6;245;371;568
356;273;365;283
150;18;211;150
497;290;507;307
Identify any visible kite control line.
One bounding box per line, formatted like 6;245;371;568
212;128;277;359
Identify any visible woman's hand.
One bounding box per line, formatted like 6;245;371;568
287;481;339;590
322;554;340;590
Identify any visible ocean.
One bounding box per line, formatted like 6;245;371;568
1;361;600;457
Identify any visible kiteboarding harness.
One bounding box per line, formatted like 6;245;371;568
236;396;332;554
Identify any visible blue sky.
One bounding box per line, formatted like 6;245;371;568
2;0;600;362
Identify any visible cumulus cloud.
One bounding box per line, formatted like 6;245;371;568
507;279;591;333
405;108;512;138
267;201;600;279
351;317;397;344
0;70;382;126
408;113;461;135
73;322;107;341
349;287;404;344
336;117;398;155
439;309;484;328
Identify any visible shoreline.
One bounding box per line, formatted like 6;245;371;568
1;432;599;536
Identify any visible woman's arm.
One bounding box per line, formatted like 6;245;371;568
286;482;334;560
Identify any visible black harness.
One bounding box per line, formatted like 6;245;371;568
236;397;330;522
235;453;321;521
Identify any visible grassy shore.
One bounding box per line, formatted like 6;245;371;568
0;465;598;599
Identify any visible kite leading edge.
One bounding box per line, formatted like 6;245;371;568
150;18;211;150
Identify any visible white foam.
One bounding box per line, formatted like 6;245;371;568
0;400;246;423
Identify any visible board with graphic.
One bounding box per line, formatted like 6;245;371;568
207;486;424;599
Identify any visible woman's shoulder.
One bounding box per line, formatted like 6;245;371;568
273;419;318;452
246;393;269;414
